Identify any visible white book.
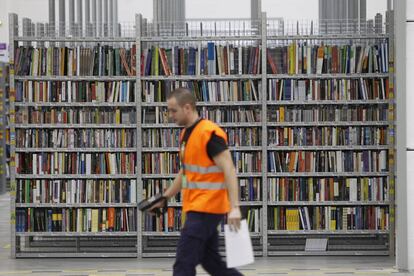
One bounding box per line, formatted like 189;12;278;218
68;49;73;77
67;81;72;103
61;81;66;102
304;207;311;230
28;81;33;102
254;209;259;233
336;151;342;173
111;153;117;174
349;178;357;201
77;46;81;76
307;46;312;74
299;207;306;230
32;154;37;175
334;180;339;199
130;180;137;203
217;46;223;75
126;82;131;103
86;154;92;175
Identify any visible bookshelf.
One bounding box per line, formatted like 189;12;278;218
0;62;10;194
9;12;395;258
9;14;140;258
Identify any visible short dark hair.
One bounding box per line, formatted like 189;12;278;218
167;87;196;110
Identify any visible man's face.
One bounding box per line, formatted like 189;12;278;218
167;97;189;126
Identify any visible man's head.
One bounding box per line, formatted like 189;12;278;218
167;88;197;127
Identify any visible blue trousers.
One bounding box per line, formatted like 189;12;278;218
173;211;244;276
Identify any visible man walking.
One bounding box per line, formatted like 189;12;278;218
150;87;244;276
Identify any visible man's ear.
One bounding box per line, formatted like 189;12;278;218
184;103;192;112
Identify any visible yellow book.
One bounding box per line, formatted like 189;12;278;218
308;178;314;201
115;109;121;124
286;209;300;231
121;129;126;148
289;43;296;75
330;207;336;230
91;209;99;232
279;107;285;122
363;178;369;201
154;47;159;76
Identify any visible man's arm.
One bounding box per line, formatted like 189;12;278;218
212;149;241;230
148;169;183;211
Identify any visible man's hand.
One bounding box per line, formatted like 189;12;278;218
228;207;241;232
147;197;167;216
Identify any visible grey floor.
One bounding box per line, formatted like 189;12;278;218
0;193;411;276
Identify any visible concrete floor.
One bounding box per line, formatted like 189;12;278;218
0;193;411;276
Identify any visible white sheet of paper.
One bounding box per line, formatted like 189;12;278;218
224;219;254;268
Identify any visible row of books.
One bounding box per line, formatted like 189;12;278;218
14;78;389;103
16;81;135;103
143;79;259;103
142;126;385;148
14;43;390;77
142;44;261;76
268;78;389;101
16;108;136;125
267;105;388;122
142;129;181;148
142;152;262;174
143;178;262;203
268;126;388;146
227;128;262;147
16;129;136;148
267;42;389;75
268;206;389;231
16;179;137;204
14;45;136;76
144;207;261;233
268;150;388;173
142;153;180;174
16;152;137;175
240;178;262;201
15;207;136;232
144;208;183;232
6;126;261;149
232;152;262;173
268;177;388;202
143;107;261;124
199;107;261;124
143;179;181;203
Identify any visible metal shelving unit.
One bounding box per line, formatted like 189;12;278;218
9;13;141;258
9;11;395;258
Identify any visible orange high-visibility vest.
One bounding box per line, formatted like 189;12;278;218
180;119;230;214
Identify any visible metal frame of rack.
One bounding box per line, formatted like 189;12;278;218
0;62;8;195
8;11;395;257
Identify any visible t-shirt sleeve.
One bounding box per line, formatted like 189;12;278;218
207;132;228;160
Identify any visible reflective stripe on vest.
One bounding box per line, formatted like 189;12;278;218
187;181;226;190
183;164;222;174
